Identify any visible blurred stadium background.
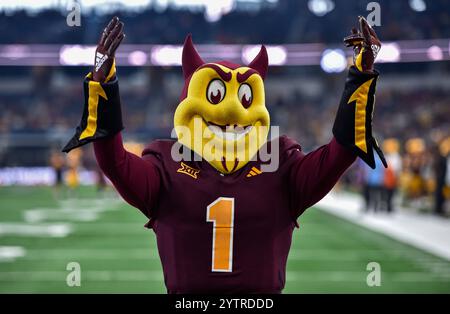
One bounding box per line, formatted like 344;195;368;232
0;0;449;293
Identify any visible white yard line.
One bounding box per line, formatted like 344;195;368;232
24;209;100;223
317;191;450;261
0;223;72;237
0;246;26;262
23;198;123;223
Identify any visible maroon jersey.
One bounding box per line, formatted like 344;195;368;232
94;133;355;293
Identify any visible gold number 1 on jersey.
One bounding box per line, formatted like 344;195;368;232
206;197;235;272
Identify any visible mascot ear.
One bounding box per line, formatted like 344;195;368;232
182;34;205;79
248;45;268;80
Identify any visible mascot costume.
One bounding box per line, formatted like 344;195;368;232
63;16;386;293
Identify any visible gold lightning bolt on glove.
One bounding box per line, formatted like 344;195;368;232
333;67;386;169
62;73;123;153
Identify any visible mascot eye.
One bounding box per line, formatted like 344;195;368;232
207;79;226;104
238;83;253;108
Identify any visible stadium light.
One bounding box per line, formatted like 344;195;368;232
320;49;346;73
427;45;443;61
267;46;288;65
242;45;261;64
409;0;426;12
242;45;287;65
151;45;183;66
1;45;29;60
128;50;148;66
376;43;401;63
307;0;335;17
59;45;96;66
204;0;234;22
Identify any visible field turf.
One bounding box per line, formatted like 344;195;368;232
0;186;449;293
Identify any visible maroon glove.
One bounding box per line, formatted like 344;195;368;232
92;16;125;82
343;16;381;73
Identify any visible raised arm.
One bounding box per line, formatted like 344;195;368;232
290;17;386;218
289;138;355;217
93;133;160;217
62;17;160;217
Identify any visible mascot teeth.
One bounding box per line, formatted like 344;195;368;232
207;124;253;141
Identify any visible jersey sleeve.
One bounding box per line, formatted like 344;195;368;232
93;133;161;218
283;136;356;218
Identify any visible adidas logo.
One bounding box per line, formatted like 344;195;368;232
95;52;108;72
246;166;262;178
371;44;380;58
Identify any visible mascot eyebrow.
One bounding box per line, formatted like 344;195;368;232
196;63;260;83
197;64;232;82
236;69;258;83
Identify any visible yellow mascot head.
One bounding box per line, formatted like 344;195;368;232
174;35;270;174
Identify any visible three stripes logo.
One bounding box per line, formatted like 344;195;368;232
95;52;108;72
246;166;262;178
371;44;380;59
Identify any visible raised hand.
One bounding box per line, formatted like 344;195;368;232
92;16;125;82
343;16;381;73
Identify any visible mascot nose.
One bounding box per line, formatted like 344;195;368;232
221;99;246;122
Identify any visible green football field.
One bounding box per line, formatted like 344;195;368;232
0;186;449;293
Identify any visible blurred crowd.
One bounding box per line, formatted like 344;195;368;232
0;0;449;45
351;137;449;217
